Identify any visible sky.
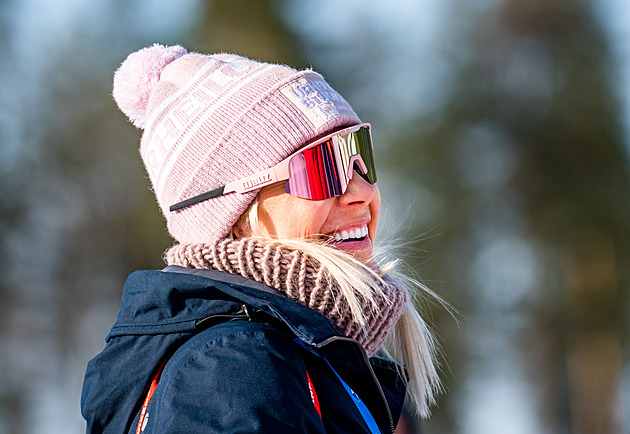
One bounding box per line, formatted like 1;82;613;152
598;0;630;156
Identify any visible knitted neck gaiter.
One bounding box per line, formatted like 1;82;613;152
165;238;408;356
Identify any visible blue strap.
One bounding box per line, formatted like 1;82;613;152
293;338;382;434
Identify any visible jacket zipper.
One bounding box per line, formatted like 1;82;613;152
317;335;395;434
195;304;252;329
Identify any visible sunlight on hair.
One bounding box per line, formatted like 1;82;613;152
234;194;456;416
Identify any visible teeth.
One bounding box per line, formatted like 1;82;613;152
331;225;368;242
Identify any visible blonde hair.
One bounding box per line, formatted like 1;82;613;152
234;197;445;417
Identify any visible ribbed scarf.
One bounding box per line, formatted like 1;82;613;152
165;238;408;356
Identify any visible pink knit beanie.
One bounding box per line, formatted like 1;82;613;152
113;44;360;244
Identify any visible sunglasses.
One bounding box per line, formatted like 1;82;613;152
170;123;376;212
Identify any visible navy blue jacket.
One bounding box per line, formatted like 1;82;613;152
81;266;406;433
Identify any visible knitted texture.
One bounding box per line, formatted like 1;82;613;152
165;238;408;356
113;44;360;244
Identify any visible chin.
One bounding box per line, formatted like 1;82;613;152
356;249;375;264
331;239;373;264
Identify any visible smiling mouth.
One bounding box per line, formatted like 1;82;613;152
329;224;369;242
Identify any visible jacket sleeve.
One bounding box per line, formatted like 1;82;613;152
141;321;326;434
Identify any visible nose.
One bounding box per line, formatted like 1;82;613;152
339;170;379;206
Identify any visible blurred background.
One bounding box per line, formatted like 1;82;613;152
0;0;629;433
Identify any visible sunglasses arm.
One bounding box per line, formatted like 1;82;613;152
170;163;291;212
225;162;290;194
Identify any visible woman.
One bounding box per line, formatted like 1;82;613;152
81;44;441;434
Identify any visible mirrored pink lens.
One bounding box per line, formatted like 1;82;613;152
285;126;375;200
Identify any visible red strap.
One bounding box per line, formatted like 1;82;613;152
136;361;322;432
306;370;321;418
136;359;167;434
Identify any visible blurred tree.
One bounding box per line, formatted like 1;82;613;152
394;0;630;432
0;2;195;432
496;1;629;432
0;1;310;432
191;0;307;68
1;0;628;432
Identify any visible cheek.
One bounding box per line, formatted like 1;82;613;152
285;201;333;239
259;193;333;239
368;186;381;243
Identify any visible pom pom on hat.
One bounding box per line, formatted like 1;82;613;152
113;44;187;128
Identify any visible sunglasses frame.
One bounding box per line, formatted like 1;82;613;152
170;123;373;212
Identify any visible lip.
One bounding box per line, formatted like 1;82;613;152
329;235;372;249
321;220;372;252
320;219;374;261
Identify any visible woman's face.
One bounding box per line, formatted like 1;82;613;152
236;174;381;264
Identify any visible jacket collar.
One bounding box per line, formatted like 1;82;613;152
108;266;343;347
